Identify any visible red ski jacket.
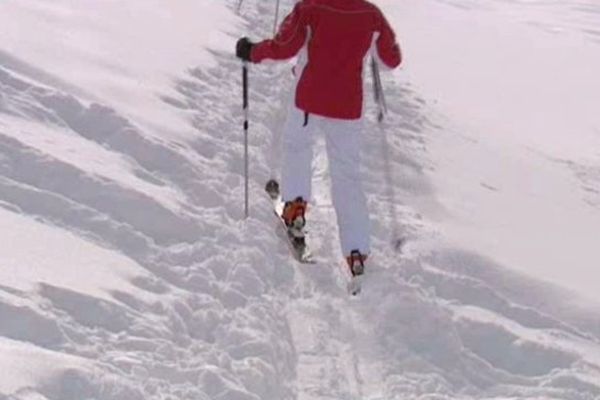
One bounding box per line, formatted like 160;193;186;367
251;0;401;120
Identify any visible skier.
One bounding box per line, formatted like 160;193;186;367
236;0;402;276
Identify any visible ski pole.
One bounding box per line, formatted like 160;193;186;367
371;57;388;122
237;0;244;14
243;61;250;219
273;0;281;36
371;57;404;251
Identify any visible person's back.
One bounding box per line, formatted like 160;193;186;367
250;0;401;119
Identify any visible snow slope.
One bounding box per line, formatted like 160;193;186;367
379;0;600;300
1;0;600;399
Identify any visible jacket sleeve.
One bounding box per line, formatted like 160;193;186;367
375;11;402;69
251;2;308;63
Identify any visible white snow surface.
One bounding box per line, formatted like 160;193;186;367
1;1;600;399
379;0;600;303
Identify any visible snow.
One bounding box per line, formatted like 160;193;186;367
1;0;600;399
0;207;149;301
0;0;237;141
378;0;600;301
0;337;92;395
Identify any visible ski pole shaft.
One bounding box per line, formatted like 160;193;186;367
237;0;244;14
371;57;387;122
273;0;281;36
370;57;402;249
243;61;249;219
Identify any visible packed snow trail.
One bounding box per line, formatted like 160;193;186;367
2;0;600;399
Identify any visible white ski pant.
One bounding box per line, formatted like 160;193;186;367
281;106;370;257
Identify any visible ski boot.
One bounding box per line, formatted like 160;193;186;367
346;249;367;277
265;179;279;200
282;197;308;246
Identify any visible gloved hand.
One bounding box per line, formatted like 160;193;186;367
236;37;255;62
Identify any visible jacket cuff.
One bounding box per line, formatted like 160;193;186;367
250;46;262;63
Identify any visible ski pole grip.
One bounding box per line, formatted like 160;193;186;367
243;62;249;129
243;63;249;109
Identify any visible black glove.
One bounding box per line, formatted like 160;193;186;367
236;37;254;62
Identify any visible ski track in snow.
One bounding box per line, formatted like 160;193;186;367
1;0;600;399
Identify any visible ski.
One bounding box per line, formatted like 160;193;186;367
347;273;363;296
265;179;315;264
